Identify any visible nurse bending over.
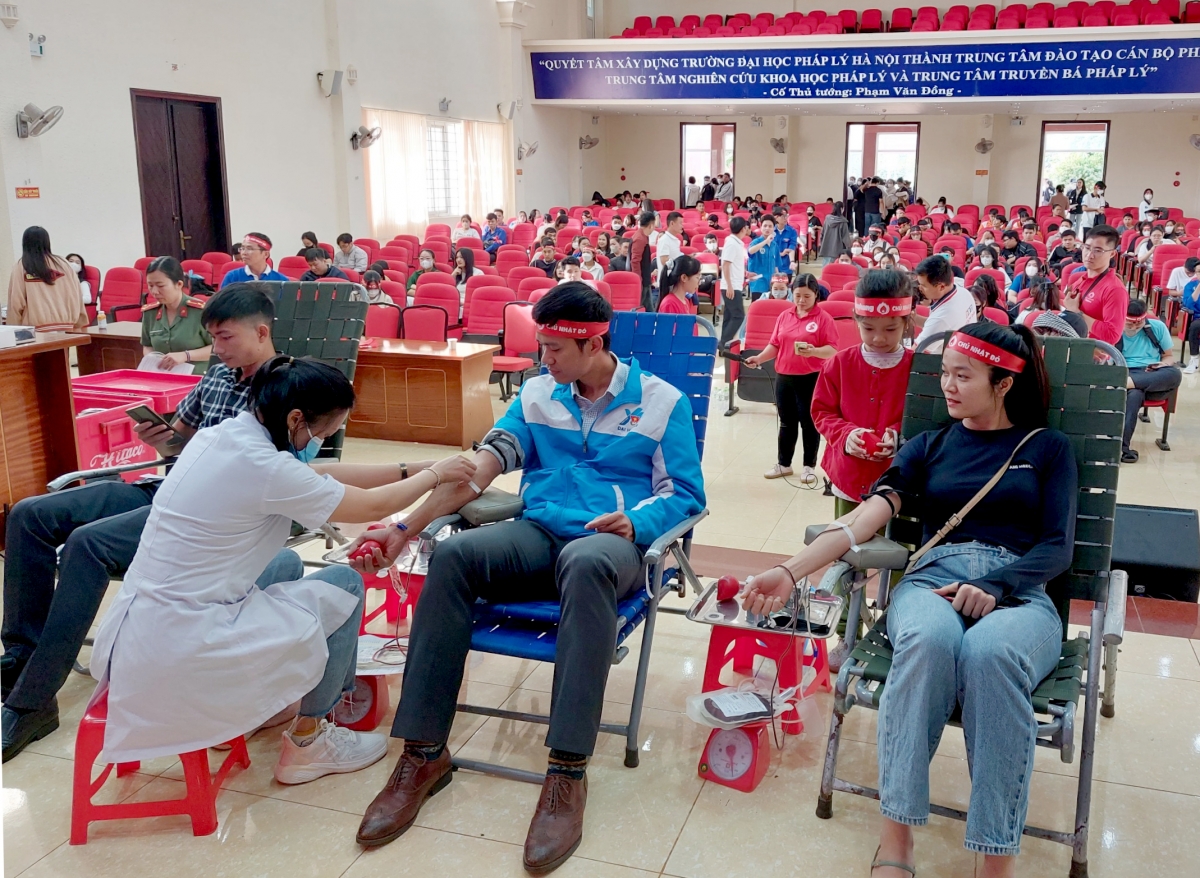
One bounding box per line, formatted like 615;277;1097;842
90;356;475;785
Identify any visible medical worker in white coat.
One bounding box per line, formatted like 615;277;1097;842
91;356;476;784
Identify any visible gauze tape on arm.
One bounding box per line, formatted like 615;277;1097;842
468;481;482;495
823;522;860;554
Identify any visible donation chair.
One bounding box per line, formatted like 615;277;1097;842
418;311;717;779
810;335;1129;878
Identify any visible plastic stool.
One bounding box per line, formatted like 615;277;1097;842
359;569;424;636
71;689;249;844
702;626;831;734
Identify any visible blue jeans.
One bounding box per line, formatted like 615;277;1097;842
256;551;364;718
865;212;882;232
877;542;1062;856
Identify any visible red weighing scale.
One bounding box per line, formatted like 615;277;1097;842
698;722;771;792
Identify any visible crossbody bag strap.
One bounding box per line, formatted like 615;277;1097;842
904;428;1046;574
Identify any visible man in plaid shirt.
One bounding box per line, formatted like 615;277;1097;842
4;281;440;764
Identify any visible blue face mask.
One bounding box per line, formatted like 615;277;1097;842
290;426;323;463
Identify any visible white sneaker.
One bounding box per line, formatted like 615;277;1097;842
801;466;817;484
764;464;794;479
1185;358;1199;374
273;719;388;785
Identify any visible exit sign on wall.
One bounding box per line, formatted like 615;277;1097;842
15;187;39;198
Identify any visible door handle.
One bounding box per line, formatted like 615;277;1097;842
179;229;191;253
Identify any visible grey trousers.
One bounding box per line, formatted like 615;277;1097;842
392;521;644;756
1124;366;1182;449
718;288;745;351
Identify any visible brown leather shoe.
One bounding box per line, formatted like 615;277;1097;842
522;772;588;874
356;748;453;847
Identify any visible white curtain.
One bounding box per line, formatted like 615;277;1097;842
463;119;515;222
363;108;429;240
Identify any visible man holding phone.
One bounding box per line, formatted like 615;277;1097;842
1118;298;1181;464
0;284;432;762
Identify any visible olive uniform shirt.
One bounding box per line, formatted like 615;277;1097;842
140;296;212;375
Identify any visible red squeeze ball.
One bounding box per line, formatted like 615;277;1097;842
349;539;383;562
716;575;740;602
860;431;882;456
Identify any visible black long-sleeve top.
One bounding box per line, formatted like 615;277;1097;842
873;423;1077;601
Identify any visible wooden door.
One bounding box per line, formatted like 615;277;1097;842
132;91;231;260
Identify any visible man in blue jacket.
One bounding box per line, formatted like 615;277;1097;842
353;284;705;872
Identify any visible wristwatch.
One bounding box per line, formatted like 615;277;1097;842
399;462;408;480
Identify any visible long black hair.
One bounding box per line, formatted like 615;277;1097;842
658;254;701;307
952;321;1050;428
66;253;87;279
21;226;56;284
456;247;476;278
250;356;356;452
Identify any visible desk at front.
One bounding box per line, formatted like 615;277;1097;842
74;323;143;375
348;339;499;450
0;333;89;544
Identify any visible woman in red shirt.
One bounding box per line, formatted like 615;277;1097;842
811;270;915;516
746;274;839;482
657;255;700;315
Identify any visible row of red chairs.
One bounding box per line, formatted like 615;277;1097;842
620;1;1189;37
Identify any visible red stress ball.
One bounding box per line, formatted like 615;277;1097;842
348;540;383;562
716;575;741;602
860;430;882;456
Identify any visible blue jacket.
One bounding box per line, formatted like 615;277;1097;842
486;357;705;548
747;235;780;293
220;266;288;288
482;226;508;254
1183;278;1200;316
774;224;798;273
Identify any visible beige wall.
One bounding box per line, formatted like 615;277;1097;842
589;112;1200;216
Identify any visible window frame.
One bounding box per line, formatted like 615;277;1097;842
1035;120;1111;207
843;122;921;195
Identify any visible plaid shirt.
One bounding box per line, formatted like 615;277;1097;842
573;357;629;444
174;363;255;431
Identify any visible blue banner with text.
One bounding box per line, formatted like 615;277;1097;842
531;39;1200;101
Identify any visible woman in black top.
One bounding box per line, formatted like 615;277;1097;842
744;322;1076;877
1067;178;1086;223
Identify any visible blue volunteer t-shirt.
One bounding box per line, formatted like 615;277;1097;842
1181;278;1200;316
1120;318;1173;369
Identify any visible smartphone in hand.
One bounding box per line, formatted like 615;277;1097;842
125;405;175;432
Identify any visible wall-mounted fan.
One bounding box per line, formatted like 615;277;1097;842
770;137;787;154
579;135;599;150
351;125;381;150
974;137;995;154
518;140;539;159
15;103;63;138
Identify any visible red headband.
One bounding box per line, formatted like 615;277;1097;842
854;297;913;317
536;320;610;339
946;332;1026;373
244;235;271;251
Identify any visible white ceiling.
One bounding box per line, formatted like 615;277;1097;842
544;97;1200;117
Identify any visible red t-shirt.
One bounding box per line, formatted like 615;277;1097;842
657;292;696;315
768;305;839;375
1067;268;1128;345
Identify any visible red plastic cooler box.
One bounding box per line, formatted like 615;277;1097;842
74;391;159;480
71;370;201;415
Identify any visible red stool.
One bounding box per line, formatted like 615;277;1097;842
702;626;831;734
359;568;424;636
71;689;249;844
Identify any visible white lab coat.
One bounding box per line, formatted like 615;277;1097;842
91;412;355;763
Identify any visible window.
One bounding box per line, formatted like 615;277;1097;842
845;123;919;189
1038;122;1109;205
425;121;463;217
679;123;735;204
585;0;595;38
363;108;514;239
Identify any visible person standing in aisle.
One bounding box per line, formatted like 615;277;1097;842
718;217;750;351
630;211;655;311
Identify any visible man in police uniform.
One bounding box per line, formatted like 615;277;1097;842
141;289;212;375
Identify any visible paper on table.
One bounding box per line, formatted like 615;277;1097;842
137;352;197;375
356;634;407;675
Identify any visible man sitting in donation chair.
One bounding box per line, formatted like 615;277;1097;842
349;283;707;873
742;322;1128;878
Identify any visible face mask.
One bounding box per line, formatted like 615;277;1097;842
1026;264;1041;278
981;255;993;266
419;258;433;269
851;246;863;255
290;426;322;464
1166;226;1175;234
1145;193;1153;201
869;232;879;239
873;251;884;262
707;242;718;252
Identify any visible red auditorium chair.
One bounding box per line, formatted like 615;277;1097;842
680;14;701;30
214;261;240;286
633;15;651;33
815;21;841;33
413;283;462;330
517;276;556;302
910;20;937;31
967;15;993;28
890;8;914;30
789;22;813;34
492;302;538;401
1054;9;1082;25
667;27;686;37
839;9;859;30
201;251;229;270
693;26;714;36
100;267;144;322
424;223;451;240
1143;7;1173;21
415;270;457;289
1112;8;1140;22
180;259;214;287
820;262;860;289
461;287;514;343
1094;0;1117;16
738;25;761;35
1068;0;1090;15
278;256;308;280
942;15;967;29
354;237;381;253
1084;11;1109;24
702;14;724;28
398;304;448;342
602;271;643;312
364;303;402;339
996;11;1022;27
763;24;786;35
1187;1;1200;21
861;9;884;30
655;15;675;30
1159;0;1181;18
715;25;736;35
620;28;638;38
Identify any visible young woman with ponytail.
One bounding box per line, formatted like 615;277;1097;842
744;321;1077;877
657;254;701;315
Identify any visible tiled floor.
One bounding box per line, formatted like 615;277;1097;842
4;356;1200;877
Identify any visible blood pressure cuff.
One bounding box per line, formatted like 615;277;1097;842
478;428;524;474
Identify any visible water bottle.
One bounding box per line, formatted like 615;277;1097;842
97;310;108;331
